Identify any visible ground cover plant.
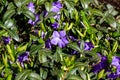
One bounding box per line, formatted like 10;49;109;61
1;0;120;80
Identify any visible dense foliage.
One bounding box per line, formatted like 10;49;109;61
0;0;120;80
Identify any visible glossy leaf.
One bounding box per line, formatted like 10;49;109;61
15;70;31;80
98;69;105;79
45;2;52;12
28;72;42;80
68;42;81;52
23;9;35;21
3;9;15;21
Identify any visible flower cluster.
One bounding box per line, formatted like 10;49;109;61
92;54;120;79
92;53;108;73
27;2;40;25
107;56;120;79
2;36;11;45
1;0;120;80
17;51;29;67
45;30;68;49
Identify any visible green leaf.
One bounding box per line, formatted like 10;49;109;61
90;9;103;16
87;27;98;34
80;0;89;9
15;70;31;80
44;12;56;20
0;30;6;37
64;0;74;9
6;45;15;62
17;43;28;52
68;42;81;52
3;9;15;21
4;19;14;28
28;72;42;80
30;45;43;55
6;74;12;80
78;70;87;80
80;40;84;52
0;65;4;71
86;73;90;80
105;14;116;28
67;23;74;31
14;0;29;7
2;54;8;67
38;49;51;63
0;22;19;41
113;32;120;37
97;31;103;40
7;29;19;41
45;2;52;12
7;2;16;10
76;29;84;38
23;9;35;21
98;69;105;79
40;68;48;79
67;75;82;80
74;62;88;67
112;41;118;53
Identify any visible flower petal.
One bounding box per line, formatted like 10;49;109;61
52;31;60;38
59;30;66;37
58;40;65;48
51;37;60;45
27;2;35;13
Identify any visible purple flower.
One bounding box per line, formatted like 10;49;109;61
68;31;78;41
84;42;94;50
92;54;108;73
111;56;120;67
107;73;118;79
51;2;62;13
17;51;29;67
108;56;120;79
27;2;40;25
28;14;40;25
77;41;94;51
27;2;35;13
53;14;61;20
51;30;68;48
41;31;46;39
2;36;11;45
45;39;52;49
71;50;79;54
43;10;48;17
51;22;59;29
70;41;94;54
111;56;120;75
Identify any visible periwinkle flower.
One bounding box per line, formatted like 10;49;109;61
108;56;120;79
92;54;108;73
27;2;35;13
51;2;62;13
71;50;79;54
70;41;94;54
53;14;61;20
17;51;29;67
28;14;40;25
111;56;120;67
51;22;59;29
43;10;48;17
107;73;118;79
84;42;94;50
2;36;11;45
51;30;68;48
27;2;40;25
45;39;52;49
68;31;78;41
